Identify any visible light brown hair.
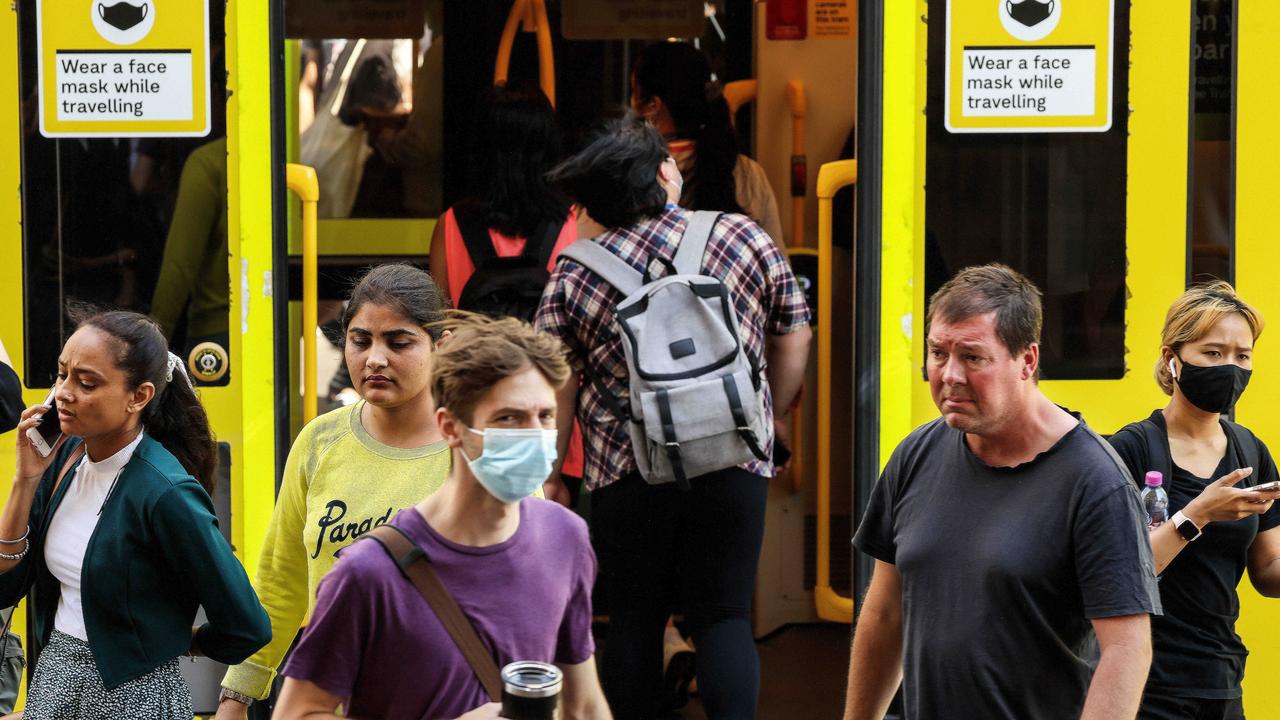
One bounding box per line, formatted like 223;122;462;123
927;263;1044;356
429;311;571;424
1155;280;1264;395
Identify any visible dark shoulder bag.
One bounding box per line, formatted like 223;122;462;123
365;525;503;702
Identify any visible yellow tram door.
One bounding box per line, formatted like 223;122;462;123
0;0;277;711
856;0;1280;714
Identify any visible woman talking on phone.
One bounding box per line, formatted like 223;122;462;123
0;309;269;718
1108;281;1280;720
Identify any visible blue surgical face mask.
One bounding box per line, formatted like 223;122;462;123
462;427;558;503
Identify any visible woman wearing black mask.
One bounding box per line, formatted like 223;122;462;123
1109;281;1280;720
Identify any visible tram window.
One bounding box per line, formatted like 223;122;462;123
16;1;230;388
293;0;444;219
923;3;1130;380
1188;0;1233;284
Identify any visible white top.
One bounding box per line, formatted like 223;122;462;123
45;431;145;641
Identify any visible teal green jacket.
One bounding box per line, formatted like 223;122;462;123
0;435;270;688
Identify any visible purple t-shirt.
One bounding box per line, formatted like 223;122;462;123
282;499;596;720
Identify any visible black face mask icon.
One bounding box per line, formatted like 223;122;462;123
1007;0;1054;27
98;1;148;32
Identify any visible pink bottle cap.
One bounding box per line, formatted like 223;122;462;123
1145;471;1163;487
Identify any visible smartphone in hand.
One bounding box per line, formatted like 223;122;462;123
24;387;62;458
1246;481;1280;493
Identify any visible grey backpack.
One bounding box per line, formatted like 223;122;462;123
559;211;770;490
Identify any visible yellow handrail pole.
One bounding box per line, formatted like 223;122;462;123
532;0;556;107
286;163;320;424
785;80;808;493
815;159;857;623
494;0;556;107
494;0;526;88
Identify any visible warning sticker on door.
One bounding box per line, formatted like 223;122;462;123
946;0;1114;133
38;0;210;137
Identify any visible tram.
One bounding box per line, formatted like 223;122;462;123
0;0;1275;716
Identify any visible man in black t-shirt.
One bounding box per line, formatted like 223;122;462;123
842;264;1161;720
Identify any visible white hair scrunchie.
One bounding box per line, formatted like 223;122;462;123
166;351;193;389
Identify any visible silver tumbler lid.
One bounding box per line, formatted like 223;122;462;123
501;661;563;698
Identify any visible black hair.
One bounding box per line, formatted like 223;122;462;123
468;82;569;239
73;309;218;495
546;113;669;230
342;263;448;341
632;41;744;215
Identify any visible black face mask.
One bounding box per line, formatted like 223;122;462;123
98;1;148;32
1174;357;1252;415
1007;0;1054;27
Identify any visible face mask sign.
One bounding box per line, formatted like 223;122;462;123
1006;0;1054;27
462;426;558;503
1171;355;1252;415
98;1;148;32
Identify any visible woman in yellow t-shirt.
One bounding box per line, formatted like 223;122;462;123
216;264;453;716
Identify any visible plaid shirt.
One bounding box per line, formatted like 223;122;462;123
535;207;810;490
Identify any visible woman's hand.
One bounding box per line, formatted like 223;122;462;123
1183;468;1280;526
13;405;61;484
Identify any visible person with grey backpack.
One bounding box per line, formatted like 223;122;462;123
536;115;811;719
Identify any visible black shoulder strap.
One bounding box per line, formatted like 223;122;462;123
365;525;503;701
531;219;562;268
1136;417;1174;489
453;203;499;268
1224;420;1263;475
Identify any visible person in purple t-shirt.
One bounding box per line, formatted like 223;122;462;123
274;313;611;720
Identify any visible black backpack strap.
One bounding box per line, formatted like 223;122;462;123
1224;420;1263;477
453;203;499;268
531;219;562;268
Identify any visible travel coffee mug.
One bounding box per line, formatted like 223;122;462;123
500;661;562;720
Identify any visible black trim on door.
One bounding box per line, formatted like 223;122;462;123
853;0;886;607
269;0;290;494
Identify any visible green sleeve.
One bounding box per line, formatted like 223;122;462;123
150;149;221;339
221;427;315;699
153;482;270;664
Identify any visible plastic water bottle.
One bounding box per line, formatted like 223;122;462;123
1141;471;1169;529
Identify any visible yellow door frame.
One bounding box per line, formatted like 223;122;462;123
1231;3;1280;714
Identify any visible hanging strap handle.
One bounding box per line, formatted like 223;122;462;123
366;525;504;702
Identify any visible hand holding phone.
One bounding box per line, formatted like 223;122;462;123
24;388;63;458
1246;480;1280;493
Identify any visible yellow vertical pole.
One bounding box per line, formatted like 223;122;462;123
286;164;320;424
815;159;857;623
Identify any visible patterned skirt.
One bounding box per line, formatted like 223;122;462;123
23;629;192;720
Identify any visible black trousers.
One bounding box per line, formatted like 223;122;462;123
591;468;768;720
1140;694;1245;720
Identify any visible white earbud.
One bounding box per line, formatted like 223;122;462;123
1168;358;1177;381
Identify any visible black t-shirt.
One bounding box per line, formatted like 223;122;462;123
854;416;1161;720
0;363;20;434
1109;410;1280;700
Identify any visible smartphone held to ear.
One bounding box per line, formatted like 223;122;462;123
25;388;62;458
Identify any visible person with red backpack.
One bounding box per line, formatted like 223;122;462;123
427;82;583;504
